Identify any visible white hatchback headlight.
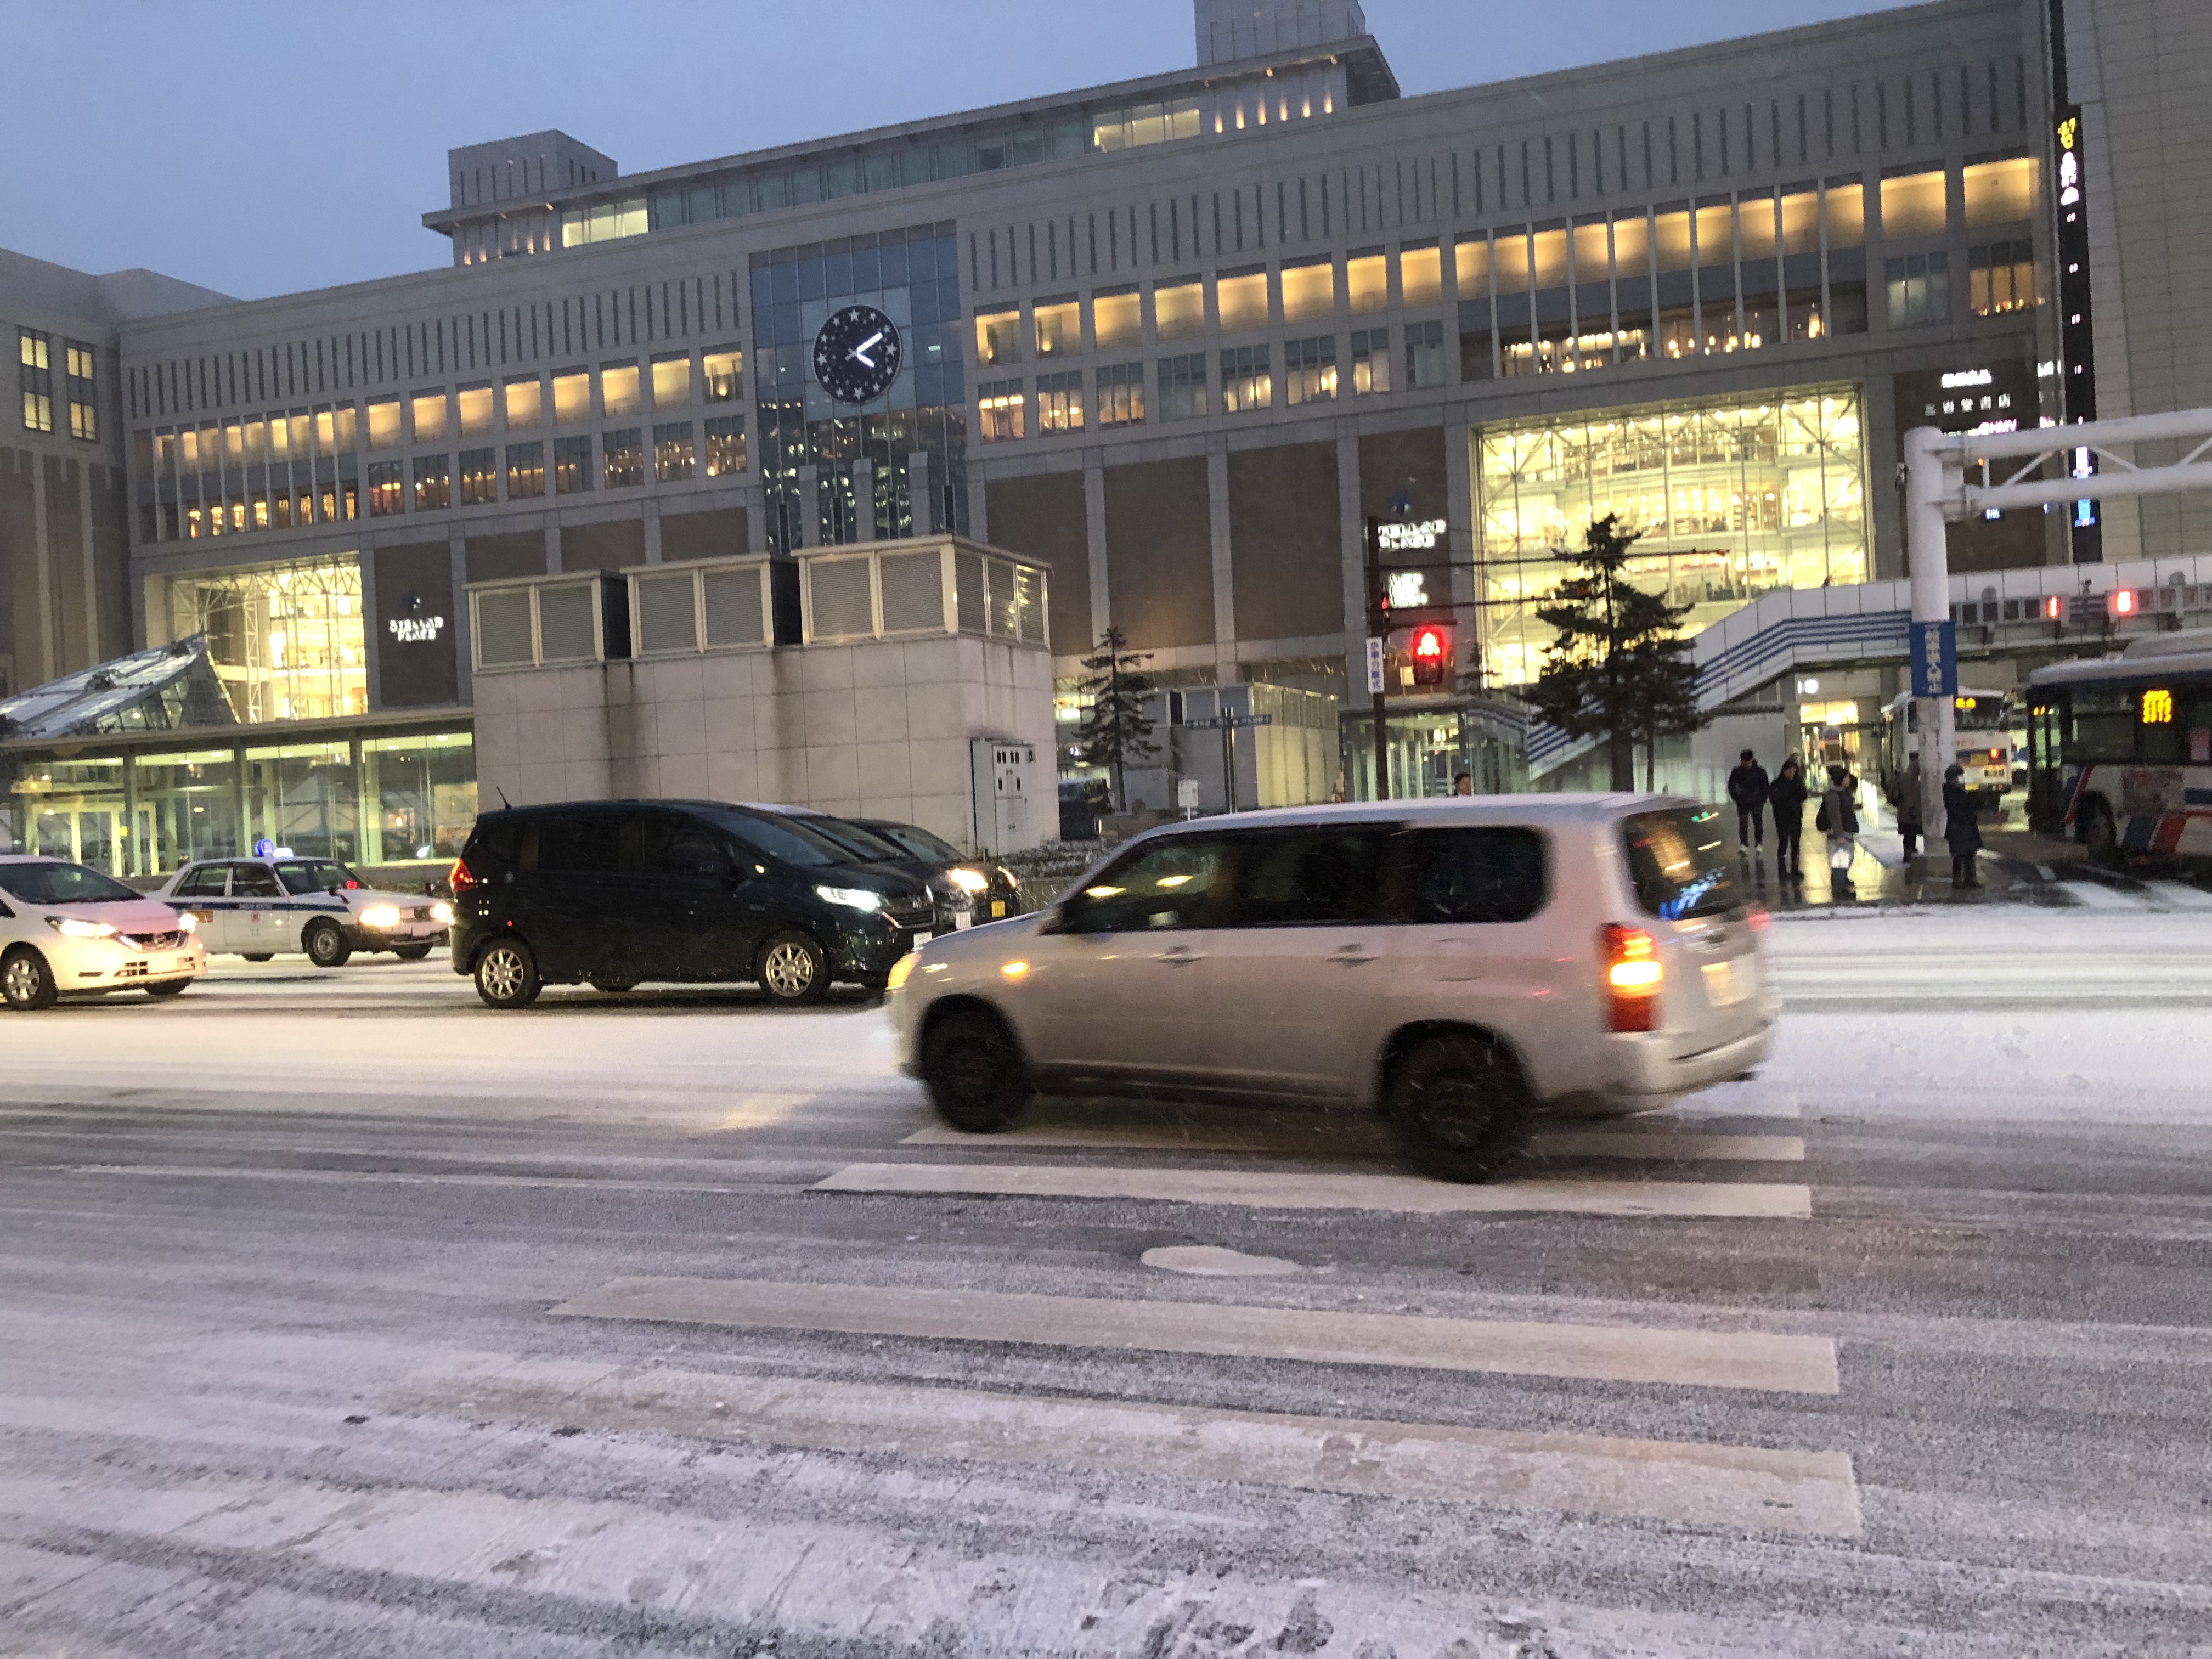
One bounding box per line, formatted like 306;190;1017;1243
946;867;990;895
358;905;402;928
45;916;117;940
815;885;884;912
177;912;197;932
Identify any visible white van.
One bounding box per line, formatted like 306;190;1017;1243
885;795;1778;1181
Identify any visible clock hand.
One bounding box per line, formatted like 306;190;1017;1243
849;331;885;369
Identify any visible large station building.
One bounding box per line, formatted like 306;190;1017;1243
5;0;2210;874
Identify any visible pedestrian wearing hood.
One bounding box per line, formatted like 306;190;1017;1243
1815;762;1861;896
1944;763;1984;888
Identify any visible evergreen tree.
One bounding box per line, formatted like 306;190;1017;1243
1074;627;1159;812
1520;515;1707;791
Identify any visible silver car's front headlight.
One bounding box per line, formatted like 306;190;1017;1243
431;901;454;925
45;916;117;940
358;905;402;928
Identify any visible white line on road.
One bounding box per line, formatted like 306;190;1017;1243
426;1363;1861;1537
552;1276;1842;1394
816;1161;1814;1219
899;1123;1806;1163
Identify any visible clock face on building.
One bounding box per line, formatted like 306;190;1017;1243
812;304;903;404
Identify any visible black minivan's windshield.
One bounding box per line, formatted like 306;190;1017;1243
0;860;140;905
801;817;908;862
1621;808;1738;921
706;809;850;868
276;860;359;895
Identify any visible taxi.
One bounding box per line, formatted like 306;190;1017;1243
156;855;452;968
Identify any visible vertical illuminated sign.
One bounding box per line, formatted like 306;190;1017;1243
2051;0;2102;561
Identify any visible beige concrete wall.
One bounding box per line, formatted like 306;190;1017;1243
472;635;1055;854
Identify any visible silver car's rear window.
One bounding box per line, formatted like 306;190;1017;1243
1621;808;1737;921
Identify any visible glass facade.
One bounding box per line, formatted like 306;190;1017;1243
752;222;967;552
1474;385;1866;689
166;555;369;725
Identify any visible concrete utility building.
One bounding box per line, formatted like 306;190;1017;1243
3;0;2209;875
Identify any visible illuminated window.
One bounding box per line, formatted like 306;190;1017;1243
1036;370;1085;433
557;197;647;247
503;375;541;428
1533;227;1571;288
703;415;746;477
1454;235;1490;294
1093;288;1141;351
1091;97;1201;152
1401;242;1443;307
1217;268;1269;332
1653;212;1692;273
1346;252;1387;313
1220;345;1271;413
457;383;494;438
1154;280;1204;341
1824;182;1865;248
702;347;743;403
18;328;52;433
1351;328;1391;396
1963;156;2038;228
1034;297;1080;358
553;435;593;494
459;448;497;505
1738;195;1778;263
978;379;1026;442
603;428;644;487
1880;170;1948;239
409;391;447;444
64;340;95;441
1284;336;1336;405
1097;362;1144;427
1779;190;1820;255
366;397;402;450
1281;259;1334;324
974;309;1023;367
651;351;691;409
650;421;695;482
167;555;368;725
505;441;544;499
552;370;590;425
412;454;450;511
1886;252;1951;328
366;460;404;516
1969;241;2037;316
1156;354;1207;421
601;362;640;419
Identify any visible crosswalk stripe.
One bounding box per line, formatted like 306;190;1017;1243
899;1122;1805;1163
431;1363;1861;1537
553;1276;1841;1394
816;1160;1813;1218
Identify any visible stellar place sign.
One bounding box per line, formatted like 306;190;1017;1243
1377;518;1448;552
388;616;446;644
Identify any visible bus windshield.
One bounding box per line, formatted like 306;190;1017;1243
1953;695;2009;731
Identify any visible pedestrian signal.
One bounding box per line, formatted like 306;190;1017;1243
1410;625;1449;687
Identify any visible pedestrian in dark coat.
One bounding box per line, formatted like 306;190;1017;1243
1726;750;1771;855
1943;763;1983;888
1895;755;1926;861
1768;755;1810;880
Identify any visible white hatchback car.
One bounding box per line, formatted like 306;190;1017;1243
0;856;207;1009
887;795;1779;1181
155;856;452;968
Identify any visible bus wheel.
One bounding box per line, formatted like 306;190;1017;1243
2083;800;2123;869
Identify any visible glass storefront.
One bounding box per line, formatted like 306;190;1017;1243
167;555;369;724
1473;385;1867;689
361;733;476;863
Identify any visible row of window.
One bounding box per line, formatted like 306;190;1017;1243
357;348;741;451
18;329;97;441
976;327;1449;440
362;420;748;516
966;162;2034;366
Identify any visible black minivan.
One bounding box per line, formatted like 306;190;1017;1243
448;799;938;1009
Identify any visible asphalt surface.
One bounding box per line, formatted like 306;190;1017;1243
3;923;2210;1658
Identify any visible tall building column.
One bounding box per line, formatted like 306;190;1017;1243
1337;431;1366;707
1207;441;1235;681
1084;458;1109;648
449;531;471;708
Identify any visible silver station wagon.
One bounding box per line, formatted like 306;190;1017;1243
886;795;1778;1182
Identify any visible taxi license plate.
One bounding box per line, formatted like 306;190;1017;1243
911;931;933;946
1702;958;1756;1007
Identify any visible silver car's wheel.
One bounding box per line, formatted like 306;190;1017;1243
756;932;827;1006
473;939;541;1009
2;947;58;1012
304;918;352;969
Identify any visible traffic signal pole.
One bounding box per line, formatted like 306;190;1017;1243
1365;515;1388;802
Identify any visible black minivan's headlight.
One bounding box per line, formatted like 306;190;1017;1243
815;884;885;912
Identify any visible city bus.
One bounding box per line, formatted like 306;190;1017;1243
2025;630;2212;863
1876;689;2015;813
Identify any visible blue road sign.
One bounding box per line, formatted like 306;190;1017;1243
1910;620;1957;697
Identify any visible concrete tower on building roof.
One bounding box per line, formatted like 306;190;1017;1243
1195;0;1369;66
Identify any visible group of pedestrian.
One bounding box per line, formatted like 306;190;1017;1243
1727;746;1984;893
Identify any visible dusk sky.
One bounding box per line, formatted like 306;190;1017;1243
2;0;1909;301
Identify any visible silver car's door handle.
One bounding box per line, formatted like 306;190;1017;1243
1331;944;1379;966
1153;946;1205;966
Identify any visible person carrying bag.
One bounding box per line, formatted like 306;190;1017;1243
1815;763;1860;896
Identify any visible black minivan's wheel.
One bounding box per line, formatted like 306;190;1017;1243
1388;1034;1535;1184
304;918;352;969
1;946;58;1012
755;930;828;1006
923;1008;1033;1133
473;938;542;1009
2082;799;2123;869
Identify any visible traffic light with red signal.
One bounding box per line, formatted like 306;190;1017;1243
1410;624;1450;687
